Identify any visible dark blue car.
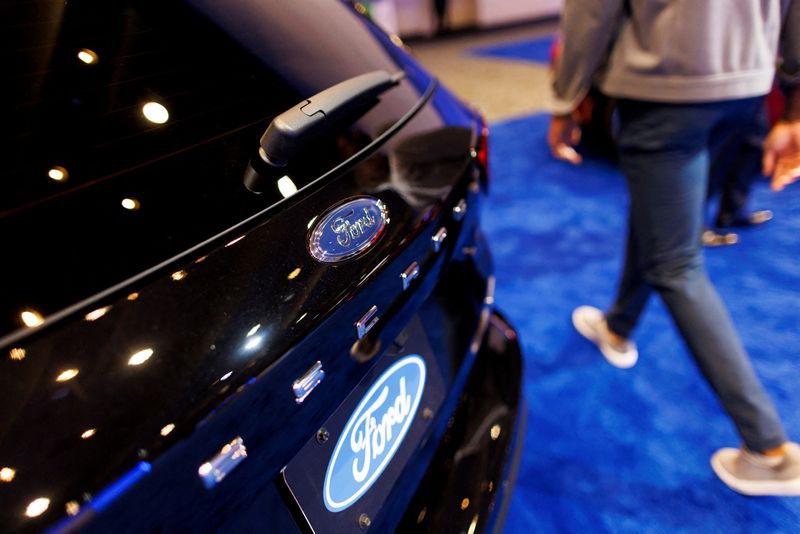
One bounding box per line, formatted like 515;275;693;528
0;1;524;532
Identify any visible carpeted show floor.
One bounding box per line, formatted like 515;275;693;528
486;113;800;533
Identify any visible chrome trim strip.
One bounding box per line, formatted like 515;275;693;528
469;275;496;356
431;227;448;253
400;262;420;291
356;305;379;339
293;361;325;404
198;437;248;490
452;199;468;221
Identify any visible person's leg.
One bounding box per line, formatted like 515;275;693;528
715;105;771;227
605;217;651;338
615;98;787;452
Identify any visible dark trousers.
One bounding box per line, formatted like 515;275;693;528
707;104;769;226
605;97;786;452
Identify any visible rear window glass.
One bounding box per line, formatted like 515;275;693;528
0;0;430;337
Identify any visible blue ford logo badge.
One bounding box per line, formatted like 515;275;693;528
308;197;388;262
323;355;426;512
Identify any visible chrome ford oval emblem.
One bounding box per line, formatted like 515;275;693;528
308;197;388;263
323;355;426;512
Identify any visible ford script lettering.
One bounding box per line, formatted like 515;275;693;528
323;356;426;512
308;197;388;263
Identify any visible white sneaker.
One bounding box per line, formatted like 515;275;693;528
572;305;638;368
711;442;800;496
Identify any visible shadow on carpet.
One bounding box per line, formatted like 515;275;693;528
486;113;800;534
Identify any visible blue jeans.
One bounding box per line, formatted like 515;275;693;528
605;98;787;452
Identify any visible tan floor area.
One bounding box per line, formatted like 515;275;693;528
408;21;558;122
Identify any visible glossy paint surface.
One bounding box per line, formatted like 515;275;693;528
0;1;517;532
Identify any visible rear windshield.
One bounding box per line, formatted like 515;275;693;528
0;0;431;338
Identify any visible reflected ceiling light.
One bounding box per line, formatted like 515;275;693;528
246;324;260;337
467;514;479;534
47;166;68;182
287;267;301;280
0;467;15;483
277;176;298;198
490;424;501;441
194;255;208;264
121;198;140;211
390;34;405;47
295;313;307;324
306;216;318;230
127;292;139;301
160;423;175;437
56;369;79;382
460;498;470;511
77;48;98;64
9;348;26;361
20;310;44;328
171;270;187;281
65;501;80;517
142;101;169;124
220;371;233;381
80;428;96;439
25;497;50;518
198;462;213;477
243;335;263;352
84;306;110;322
225;235;244;247
128;348;154;366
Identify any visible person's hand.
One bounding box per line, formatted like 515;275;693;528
762;119;800;191
548;112;583;164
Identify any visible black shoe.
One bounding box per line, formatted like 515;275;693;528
716;210;773;228
702;229;739;247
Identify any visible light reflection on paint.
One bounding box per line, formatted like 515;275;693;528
246;324;260;337
21;310;44;328
243;335;264;352
128;348;154;366
25;497;50;518
467;514;479;534
0;467;15;483
287;267;301;280
225;235;245;247
121;198;140;211
142;101;169;124
65;501;80;516
9;348;26;361
220;371;233;381
85;306;110;321
56;369;79;382
48;166;68;182
77;48;98;64
277;175;298;198
81;428;96;439
171;270;187;281
160;423;175;437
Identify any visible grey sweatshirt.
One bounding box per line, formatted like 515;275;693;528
552;0;800;114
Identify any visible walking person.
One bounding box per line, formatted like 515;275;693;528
548;0;800;495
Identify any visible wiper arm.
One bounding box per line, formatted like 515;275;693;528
245;70;404;192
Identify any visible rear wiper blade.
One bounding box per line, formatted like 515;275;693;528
245;70;404;192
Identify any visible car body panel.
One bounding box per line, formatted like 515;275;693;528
0;1;522;532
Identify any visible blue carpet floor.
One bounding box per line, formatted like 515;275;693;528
470;35;555;64
486;113;800;533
